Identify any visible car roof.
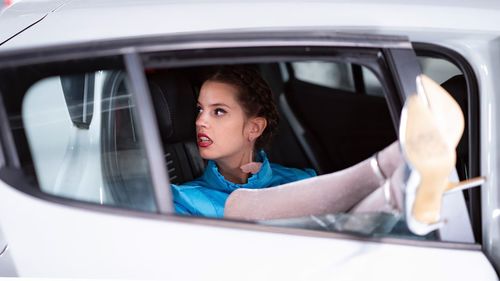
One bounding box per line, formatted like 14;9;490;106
1;0;500;51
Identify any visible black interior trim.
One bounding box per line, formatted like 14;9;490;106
382;48;421;124
352;64;366;94
0;92;20;168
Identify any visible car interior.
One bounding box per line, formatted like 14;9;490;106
0;54;477;242
144;62;397;184
136;61;476;241
143;62;470;185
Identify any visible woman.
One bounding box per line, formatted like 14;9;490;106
171;66;404;219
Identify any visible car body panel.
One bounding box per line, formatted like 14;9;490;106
469;38;500;269
0;180;497;280
0;233;16;277
415;34;500;267
0;0;69;45
1;0;500;50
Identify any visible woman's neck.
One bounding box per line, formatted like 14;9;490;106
216;149;255;184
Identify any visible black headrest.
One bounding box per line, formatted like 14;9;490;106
441;75;467;111
440;75;468;178
148;73;197;143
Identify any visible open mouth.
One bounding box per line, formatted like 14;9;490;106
197;133;213;148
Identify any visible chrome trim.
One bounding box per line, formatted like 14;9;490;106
132;39;411;55
0;30;412;67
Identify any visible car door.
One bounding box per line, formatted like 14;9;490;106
0;31;496;280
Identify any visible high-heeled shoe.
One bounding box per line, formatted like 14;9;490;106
399;75;485;235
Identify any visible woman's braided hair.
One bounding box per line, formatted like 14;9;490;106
206;65;280;150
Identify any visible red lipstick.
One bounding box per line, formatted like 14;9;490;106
197;133;213;148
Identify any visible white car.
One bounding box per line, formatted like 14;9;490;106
0;0;499;280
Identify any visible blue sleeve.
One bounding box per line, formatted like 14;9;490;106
174;201;192;215
269;163;317;185
171;184;193;215
288;167;316;181
303;168;317;178
170;183;222;217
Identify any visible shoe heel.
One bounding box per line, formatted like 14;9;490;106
445;176;486;194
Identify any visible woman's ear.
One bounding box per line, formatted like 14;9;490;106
248;117;267;141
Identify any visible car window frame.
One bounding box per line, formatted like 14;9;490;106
0;94;14;169
0;30;482;250
123;52;173;213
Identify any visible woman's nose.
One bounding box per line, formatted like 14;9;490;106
195;112;208;128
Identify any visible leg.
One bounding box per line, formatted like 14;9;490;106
224;141;403;220
350;165;405;214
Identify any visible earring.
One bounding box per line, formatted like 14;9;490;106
240;149;262;174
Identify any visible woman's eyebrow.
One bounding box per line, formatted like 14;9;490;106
208;103;231;108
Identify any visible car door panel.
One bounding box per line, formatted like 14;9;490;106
0;180;497;280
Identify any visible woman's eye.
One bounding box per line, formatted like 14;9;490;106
214;108;226;116
196;106;203;114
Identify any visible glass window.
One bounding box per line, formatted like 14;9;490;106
418;57;462;84
21;70;157;212
362;67;384;97
291;61;384;96
292;61;355;91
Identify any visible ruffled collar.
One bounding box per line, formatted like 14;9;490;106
202;150;273;192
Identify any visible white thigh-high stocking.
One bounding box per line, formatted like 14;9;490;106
224;144;403;220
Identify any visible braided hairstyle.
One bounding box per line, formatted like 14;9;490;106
205;65;280;150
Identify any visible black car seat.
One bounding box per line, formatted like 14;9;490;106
435;74;480;243
148;71;205;184
280;74;396;174
258;64;316;172
440;75;469;180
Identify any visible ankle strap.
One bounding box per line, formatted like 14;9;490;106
370;152;387;185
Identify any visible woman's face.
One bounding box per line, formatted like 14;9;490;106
196;80;253;161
